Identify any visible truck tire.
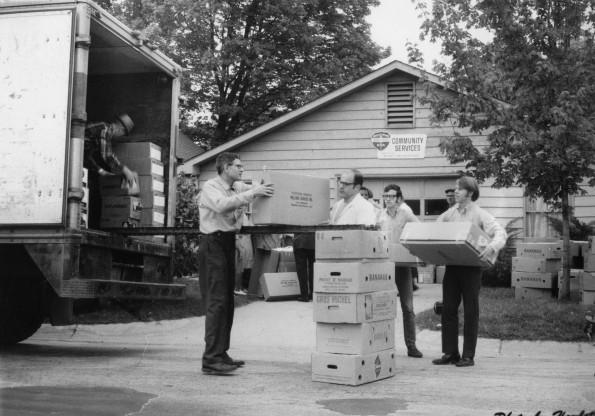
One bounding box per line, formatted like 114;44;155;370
0;246;48;345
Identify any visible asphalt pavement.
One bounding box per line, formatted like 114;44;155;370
1;283;594;416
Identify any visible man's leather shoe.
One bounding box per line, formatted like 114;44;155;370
223;355;245;367
455;357;474;367
202;362;238;375
407;347;423;358
432;353;461;365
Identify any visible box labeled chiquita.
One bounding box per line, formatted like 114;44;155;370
516;241;563;259
316;319;395;355
512;257;562;273
580;271;595;291
315;230;389;260
399;222;496;267
101;196;141;220
114;142;162;161
311;348;396;386
388;243;423;266
313;290;398;323
514;286;552;301
250;171;329;225
511;271;557;289
314;261;394;293
259;272;301;301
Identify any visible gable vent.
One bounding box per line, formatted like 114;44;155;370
387;82;414;128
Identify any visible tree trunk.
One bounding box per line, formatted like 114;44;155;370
559;191;571;300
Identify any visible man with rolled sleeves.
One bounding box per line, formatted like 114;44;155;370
197;152;274;375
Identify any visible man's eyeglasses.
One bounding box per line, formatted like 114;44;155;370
382;194;397;199
338;181;354;187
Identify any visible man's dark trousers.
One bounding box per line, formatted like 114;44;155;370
198;232;236;366
441;265;482;359
294;248;315;297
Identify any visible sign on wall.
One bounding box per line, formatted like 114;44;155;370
371;132;427;159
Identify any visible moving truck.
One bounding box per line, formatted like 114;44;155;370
0;0;186;344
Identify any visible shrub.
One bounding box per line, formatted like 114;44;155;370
546;215;595;241
482;218;523;287
173;174;201;277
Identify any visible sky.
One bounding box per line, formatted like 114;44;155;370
367;0;443;71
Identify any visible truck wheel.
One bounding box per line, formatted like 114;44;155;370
0;246;48;345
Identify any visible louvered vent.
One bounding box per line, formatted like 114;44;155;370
387;82;414;127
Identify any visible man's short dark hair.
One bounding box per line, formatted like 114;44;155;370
445;189;455;194
216;152;240;174
384;183;403;199
351;169;364;187
456;176;480;201
360;186;373;198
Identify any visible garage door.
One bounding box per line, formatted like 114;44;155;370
363;178;457;221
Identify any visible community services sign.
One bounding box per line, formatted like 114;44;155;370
371;132;427;159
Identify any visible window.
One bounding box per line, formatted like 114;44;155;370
425;199;449;216
386;82;415;128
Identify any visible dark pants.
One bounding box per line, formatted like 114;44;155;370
441;265;482;359
198;232;236;366
395;266;416;349
294;248;315;296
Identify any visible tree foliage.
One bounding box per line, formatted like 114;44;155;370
173;175;201;277
413;0;595;298
107;0;389;148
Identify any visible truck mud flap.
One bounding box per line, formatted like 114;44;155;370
59;279;186;300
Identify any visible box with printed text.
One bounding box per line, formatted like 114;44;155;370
316;319;395;355
514;286;552;301
315;230;389;260
511;271;557;289
313;290;398;323
516;241;563;259
314;261;395;293
259;272;301;301
511;257;561;273
311;348;396;386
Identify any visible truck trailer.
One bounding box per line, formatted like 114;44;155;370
0;0;186;344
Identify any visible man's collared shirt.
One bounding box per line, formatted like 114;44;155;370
437;202;507;252
198;176;254;234
376;202;420;243
330;193;376;226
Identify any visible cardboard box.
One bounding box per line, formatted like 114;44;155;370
514;287;552;301
580;271;595;291
250;171;330;225
140;208;165;226
316;319;395;354
315;230;389;260
114;142;162;161
580;290;595;305
516;241;563;259
138;175;165;195
99;217;140;228
314;261;395;293
311;349;396;386
118;157;164;177
101;196;141;220
435;266;446;284
313;290;398;323
260;272;301;301
584;254;595;272
511;271;557;289
399;222;496;267
388;243;423;266
248;249;280;296
569;241;582;257
512;257;561;273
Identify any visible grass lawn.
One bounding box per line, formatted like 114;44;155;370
416;287;593;343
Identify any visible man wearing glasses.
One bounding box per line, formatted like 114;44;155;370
375;184;424;359
197;152;274;375
329;169;376;226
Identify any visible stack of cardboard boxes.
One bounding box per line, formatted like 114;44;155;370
580;236;595;305
511;241;563;300
310;230;398;386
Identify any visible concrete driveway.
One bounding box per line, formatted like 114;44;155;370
1;284;594;416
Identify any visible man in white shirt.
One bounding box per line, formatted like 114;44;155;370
329;169;376;226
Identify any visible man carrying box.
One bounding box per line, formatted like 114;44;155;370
329;169;376;226
432;176;507;368
197;152;274;375
376;184;423;359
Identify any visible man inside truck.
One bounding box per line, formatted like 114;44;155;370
197;152;274;375
84;113;139;195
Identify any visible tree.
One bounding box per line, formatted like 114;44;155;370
413;0;595;299
109;0;389;148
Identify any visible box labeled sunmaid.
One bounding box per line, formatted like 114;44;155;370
250;171;329;225
400;222;496;267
